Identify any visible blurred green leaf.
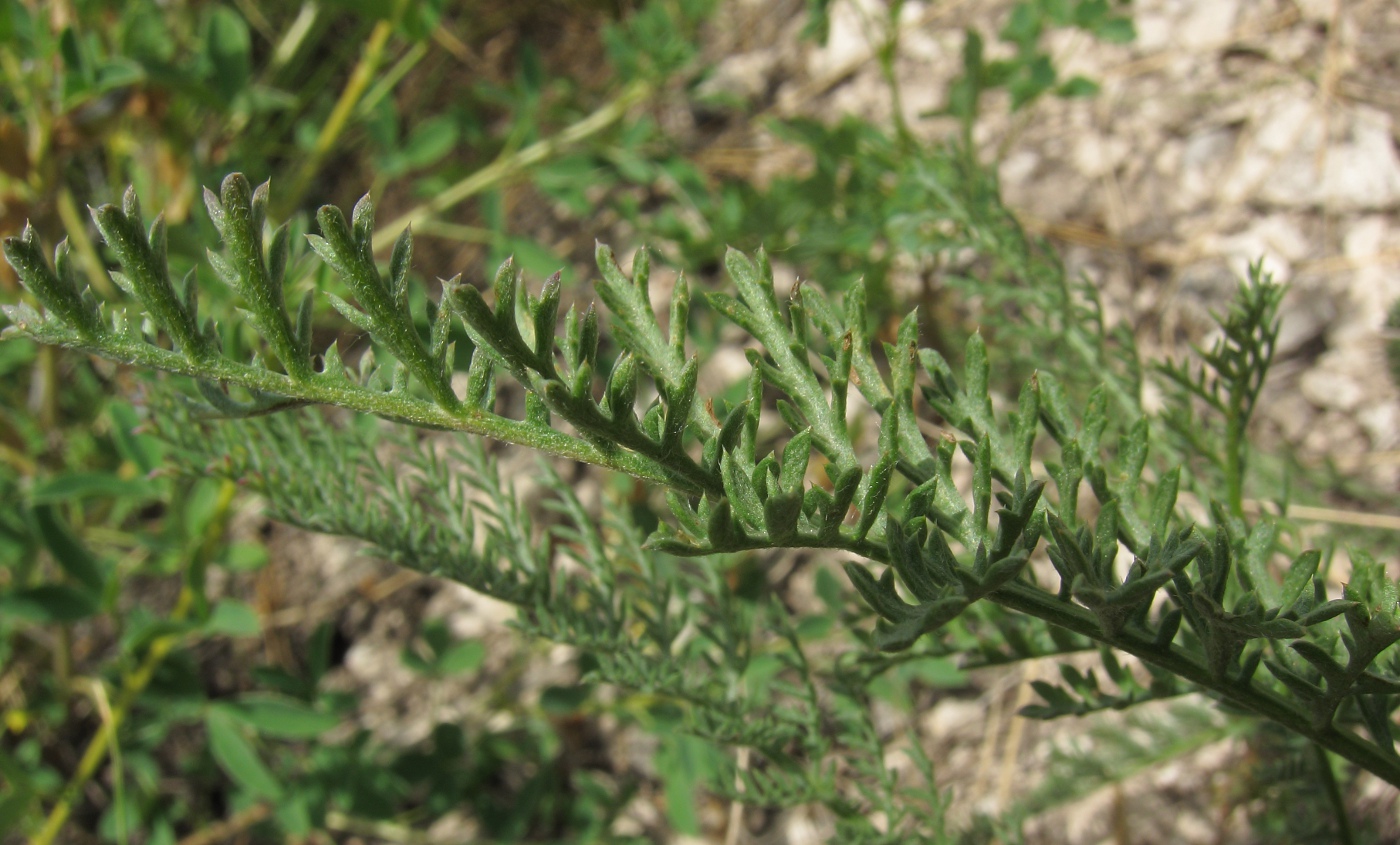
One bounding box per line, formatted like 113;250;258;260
29;473;157;504
436;638;486;676
383;114;458;176
1093;16;1136;42
219;695;341;738
219;541;270;572
204;6;251;102
540;684;593;715
30;504;105;592
398;0;446;40
0;585;99;623
108;402;163;476
206;710;283;799
203;599;262;637
1057;75;1100;97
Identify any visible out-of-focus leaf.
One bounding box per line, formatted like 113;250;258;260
218;695;341;738
204;6;251;101
0;585;99;623
205;710;283;799
202;599;261;637
30;505;105;592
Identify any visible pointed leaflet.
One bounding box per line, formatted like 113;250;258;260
844;563;922;624
873;597;971;652
888;520;941;602
722;248;857;472
205;174;309;378
763;492;803;541
3;230;104;338
313;202;457;408
1236;519;1281;609
721;451;764;531
1035;371;1078;443
388;225;413;312
669;272;690;359
821;465;862;542
854;409;899;542
92;201;209;359
662;356;698;456
780;428;813;495
1013;378;1039;477
595;244;717;439
1280;550;1321;612
32;505;105;593
532;271;562;364
1148;465;1179;537
325;293;377;335
205;710;284;800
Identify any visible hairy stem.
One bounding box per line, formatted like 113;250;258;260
831;536;1400;788
6;323;708;495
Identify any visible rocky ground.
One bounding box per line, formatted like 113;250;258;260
240;2;1400;842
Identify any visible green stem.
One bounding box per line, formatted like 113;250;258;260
276;9;400;218
370;80;653;253
1000;583;1400;785
1225;406;1245;518
1314;743;1355;845
33;481;239;845
827;535;1400;788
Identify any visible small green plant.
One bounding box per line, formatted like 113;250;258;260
4;167;1398;841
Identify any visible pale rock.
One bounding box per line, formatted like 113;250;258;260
921;697;985;739
700;343;752;398
783;808;829;845
1347;265;1400;338
804;0;879;81
1072;133;1130;179
1336;217;1400;340
431;581;517;641
1292;0;1340;22
1303;410;1366;456
1274;288;1334;358
1219;92;1312;205
696;48;778;103
1173;808;1224;844
1209;214;1312;284
1229;93;1400;210
1267;388;1318;443
1300;349;1369;412
897;10;948;61
1256;25;1318;65
1313;108;1400;210
1172;261;1240;331
1133;10;1175;52
1359;401;1400;450
1344;215;1389;261
426;812;478;843
1176;0;1241;49
999;150;1040;187
824;72;890;123
1176;126;1235;209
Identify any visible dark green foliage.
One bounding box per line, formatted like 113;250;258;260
8;173;1400;810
